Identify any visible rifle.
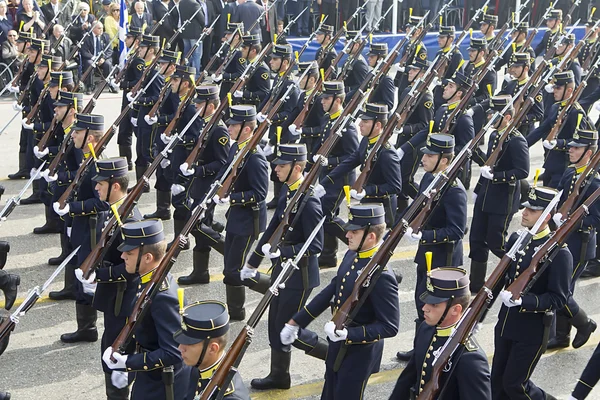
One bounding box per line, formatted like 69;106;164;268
523;4;554;50
563;0;582;28
199;218;326;400
147;81;171;119
396;10;432;68
182;17;220;65
544;83;587;143
49;8;84;54
82;64;120;114
557;150;600;218
166;7;203;49
157;82;197;140
0;72;37;136
147;5;176;35
113;45;141;85
58;19;102;71
247;0;278;35
416;192;561;400
0;58;20;96
210;28;244;78
81;106;205;279
0;162;46;223
455;0;491;46
42;0;74;36
24;83;51;125
74;35;118;92
0;246;80;342
129;45;164;97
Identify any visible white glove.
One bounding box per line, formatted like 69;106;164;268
499;290;522;308
552;212;564;227
53;202;69;216
397;66;405;73
396;147;405;160
41;169;58;182
314;183;326;198
261;243;281;259
289;123;302;136
504;74;512;82
256;112;267;123
160;158;170;169
324;321;348;342
109;78;118;90
21;118;33;130
160;132;172;144
212;194;230;205
211;73;223;83
543;139;557;150
30;167;41;180
240;265;257;281
179;162;195;176
594;102;600;112
313;154;328;167
405;226;422;242
394;127;404;135
480;165;493;180
171;184;185;196
144;114;158;125
111;371;129;389
126;91;135;103
233;90;243;98
81;278;97;294
350;189;366;200
280;323;300;345
12;101;23;111
545;83;554;93
431;77;441;87
8;85;19;93
102;347;128;370
263;144;274;156
34;145;49;159
130;117;138;127
75;268;96;284
472;192;477;203
465;108;474;117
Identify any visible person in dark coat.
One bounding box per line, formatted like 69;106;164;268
366;43;395;111
534;9;562;58
130;0;153;32
432;25;464;110
172;0;205;73
314;24;336;72
69;2;95;44
0;2;14;45
151;0;175;44
569;341;600;399
80;21;113;94
18;0;46;39
230;0;262;40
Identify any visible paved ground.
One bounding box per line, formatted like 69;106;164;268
1;91;600;400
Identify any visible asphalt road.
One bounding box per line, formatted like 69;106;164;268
1;91;600;400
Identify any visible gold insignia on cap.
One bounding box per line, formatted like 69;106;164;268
573;132;580;139
529;188;537;200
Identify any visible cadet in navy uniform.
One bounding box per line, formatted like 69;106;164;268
142;49;182;221
211;105;269;320
284;203;399;400
395;58;434;210
463;38;496;108
129;34;165;191
580;13;600;99
546;129;599;350
212;22;246;99
495;22;535;72
290;61;325;155
231;34;271;107
258;44;301;209
174;301;250;400
52;114;110;344
390;268;491;399
480;13;498;42
569;342;600;399
340;30;369;97
314;24;336;72
469;97;530;293
176;85;230;285
117;26;144;171
242;143;324;391
527;71;592;188
76;157;141;400
432;25;464;110
534;9;563;58
394;15;428;94
102;219;190;400
396;134;467;362
489;186;572;400
366;43;395;111
302;81;359;269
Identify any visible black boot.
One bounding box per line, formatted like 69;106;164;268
306;337;328;361
581;259;600;278
135;165;150;193
318;233;338;269
396;195;410;216
250;350;291;390
544;393;558;400
49;263;76;300
7;153;29;180
0;185;4;201
33;206;62;234
0;391;11;400
143;190;172;220
0;270;20;310
119;145;133;171
212;220;225;233
397;319;421;361
226;285;246;321
20;179;42;205
48;233;69;265
60;303;98;343
0;241;9;269
571;309;597;349
247;272;271;294
546;314;571;350
168;219;190;251
266;180;283;210
469;260;488;294
178;250;210;285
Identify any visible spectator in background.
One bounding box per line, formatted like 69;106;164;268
70;2;95;44
18;0;45;38
232;0;263;41
41;0;75;29
130;0;152;33
0;1;14;44
276;19;288;43
295;0;310;36
50;23;72;60
1;29;18;65
317;0;338;31
365;0;383;32
80;21;113;94
97;0;112;24
151;0;175;46
173;0;205;73
103;2;119;65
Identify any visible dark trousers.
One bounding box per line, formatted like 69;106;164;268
469;206;514;263
134;107;154;167
18;125;27;153
118;92;133;147
321;2;338;30
415;266;426;321
399;148;420;200
269;286;312;352
223;233;256;286
82;58;112;88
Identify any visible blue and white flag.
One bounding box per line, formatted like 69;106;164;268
118;0;129;67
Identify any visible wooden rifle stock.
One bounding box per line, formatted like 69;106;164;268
545;82;586;143
147;83;170;119
47;138;73;176
37;115;58;152
557;150;600;218
25;84;50;124
16;72;37;106
160;85;196;139
10;59;27;88
114;47;140;84
563;0;581;28
212;31;243;77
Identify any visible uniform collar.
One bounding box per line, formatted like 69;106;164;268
278;70;285;77
436;323;457;337
63;122;74;134
237;138;251;150
140;268;157;284
474;59;485;68
111;195;126;208
551;28;559;34
447;100;460;110
203;113;214;123
589;38;597;44
368;135;380;144
199;353;225;380
287;176;303;192
144;58;153;67
442;46;451;53
518;77;528;85
83;151;91;159
560;98;570;107
532;226;551;240
575;164;588;174
329;109;342;120
358;244;380;258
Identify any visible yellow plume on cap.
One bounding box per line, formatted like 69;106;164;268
369;33;373;44
416;44;422;57
487;84;492;96
469;28;473;38
560;22;563;33
592;7;597;17
425;251;432;275
111;204;123;227
274;34;278;44
429;120;434;133
343;185;351;206
73;96;77;111
512;42;516;52
483;5;488;13
227;13;231;23
88;142;97;160
533;169;541;187
19;21;24;31
41;40;45;53
161;38;166;49
276;126;282;144
577;113;583;129
176;51;182;64
128;15;132;24
512;12;515;22
457;59;465;70
58;73;62;89
321;14;325;23
320;68;325;82
439;15;442;26
227;92;232;107
343;21;347;30
409;8;413;17
295;51;299;63
189;74;195;87
177;288;185;314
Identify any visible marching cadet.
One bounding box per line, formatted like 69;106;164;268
394;58;434;212
569;341;600;399
76;157;141;400
314;24;336;72
102;219;191;400
258;43;301;209
396;134;467;362
283;203;399;400
212;105;269;320
290;61;325;154
391;268;491;399
546;129;599;350
463;37;496;106
116;26;144;171
480;12;498;43
534;9;563;58
300;81;358;269
212;21;245;99
469;97;530;293
176;85;230;284
142;49;181;221
393;14;427;93
128;34;164;192
366;42;395;111
318;103;401;228
580;11;600;98
552;33;583;86
231;34;271;107
527;71;592;188
340;30;368;98
432;25;464;110
174;300;250;400
489;185;571;400
242;143;324;391
495;21;535;72
52;114;109;343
